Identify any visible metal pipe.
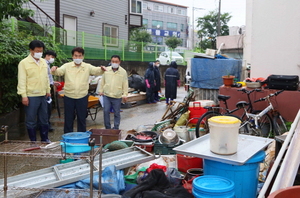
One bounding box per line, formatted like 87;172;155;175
89;138;96;198
217;0;221;36
4;154;7;198
98;136;103;197
257;109;300;198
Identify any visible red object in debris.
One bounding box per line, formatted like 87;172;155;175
55;81;64;92
147;163;167;173
22;147;41;151
177;154;203;173
135;144;154;152
135;135;153;140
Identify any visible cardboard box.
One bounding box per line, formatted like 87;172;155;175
89;129;121;145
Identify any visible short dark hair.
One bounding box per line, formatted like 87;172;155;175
111;55;121;61
72;47;84;55
44;50;57;58
155;60;160;63
29;40;45;50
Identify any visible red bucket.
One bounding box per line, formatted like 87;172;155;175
188;102;207;124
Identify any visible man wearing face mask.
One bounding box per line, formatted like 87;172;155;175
153;60;161;102
51;47;107;133
38;50;56;132
99;55;128;130
17;40;51;143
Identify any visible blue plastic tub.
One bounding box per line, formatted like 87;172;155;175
60;142;98;153
192;175;235;198
61;131;91;143
204;150;265;198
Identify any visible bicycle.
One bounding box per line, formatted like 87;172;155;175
195;88;263;137
239;90;288;137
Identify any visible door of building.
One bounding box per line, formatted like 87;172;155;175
63;15;77;46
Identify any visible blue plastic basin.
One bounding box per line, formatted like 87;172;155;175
192;175;235;198
61;131;91;143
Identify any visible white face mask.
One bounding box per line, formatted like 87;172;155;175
156;64;160;67
49;58;55;64
111;63;119;69
73;59;83;65
33;52;43;59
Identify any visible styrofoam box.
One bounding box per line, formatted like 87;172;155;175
189;100;215;107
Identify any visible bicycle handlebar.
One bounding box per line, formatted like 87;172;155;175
254;89;284;103
237;88;262;94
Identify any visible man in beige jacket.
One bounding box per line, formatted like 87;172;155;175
99;55;128;130
51;47;106;133
17;40;51;142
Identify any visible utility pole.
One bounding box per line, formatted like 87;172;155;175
217;0;221;36
192;7;204;50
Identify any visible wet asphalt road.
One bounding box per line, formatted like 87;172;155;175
10;87;187;142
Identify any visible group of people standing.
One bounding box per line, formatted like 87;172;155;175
144;60;180;105
17;39;181;143
17;40;128;143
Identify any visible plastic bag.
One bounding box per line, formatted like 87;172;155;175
79;165;125;194
166;167;183;187
174;111;190;127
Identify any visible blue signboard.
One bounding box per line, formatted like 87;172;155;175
147;28;180;38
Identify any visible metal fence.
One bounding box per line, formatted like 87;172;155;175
14;20;188;63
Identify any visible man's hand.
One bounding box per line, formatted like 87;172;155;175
122;96;127;103
99;92;104;96
22;97;29;106
51;66;58;72
53;81;61;87
100;66;107;71
46;93;51;98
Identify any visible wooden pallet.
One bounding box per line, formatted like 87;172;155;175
121;99;147;108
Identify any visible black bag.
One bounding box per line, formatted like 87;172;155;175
265;75;299;90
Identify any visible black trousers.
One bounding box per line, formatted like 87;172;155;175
63;95;88;133
146;87;155;103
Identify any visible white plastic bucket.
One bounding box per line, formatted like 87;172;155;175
208;116;241;155
174;126;190;142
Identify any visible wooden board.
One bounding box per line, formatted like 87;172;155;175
124;93;146;103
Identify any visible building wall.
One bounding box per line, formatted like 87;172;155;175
24;0;130;49
245;0;300;78
142;0;189;49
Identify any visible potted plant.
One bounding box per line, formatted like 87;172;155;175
222;73;235;87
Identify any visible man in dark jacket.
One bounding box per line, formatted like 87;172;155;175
153;60;161;102
164;61;180;105
144;62;156;104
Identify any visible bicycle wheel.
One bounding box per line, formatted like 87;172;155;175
240;113;273;137
273;114;288;136
195;111;221;138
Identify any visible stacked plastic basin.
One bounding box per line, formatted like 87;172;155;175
203;150;266;198
192;175;235;197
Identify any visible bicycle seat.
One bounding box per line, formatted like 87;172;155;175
236;101;249;109
218;95;231;101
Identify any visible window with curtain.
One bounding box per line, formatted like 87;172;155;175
103;24;118;46
131;0;142;14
